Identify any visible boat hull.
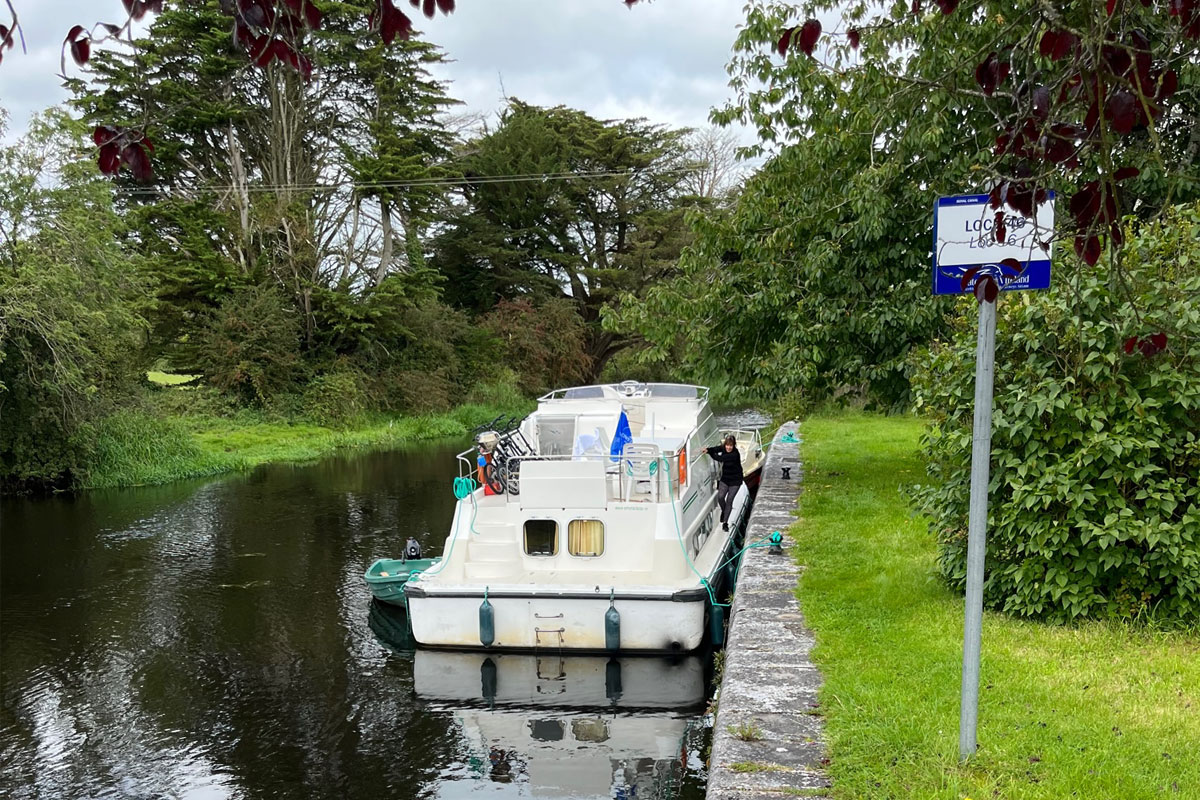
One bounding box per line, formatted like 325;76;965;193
405;588;709;653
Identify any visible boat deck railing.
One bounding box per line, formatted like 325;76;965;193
456;448;694;504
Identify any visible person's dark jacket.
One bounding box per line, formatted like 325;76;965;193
706;445;744;485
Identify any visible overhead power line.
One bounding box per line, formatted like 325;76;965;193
115;165;708;196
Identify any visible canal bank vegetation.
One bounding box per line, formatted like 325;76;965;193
78;381;532;490
793;414;1200;800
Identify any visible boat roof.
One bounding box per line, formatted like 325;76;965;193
537;382;708;403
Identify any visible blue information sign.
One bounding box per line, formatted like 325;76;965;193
932;192;1055;295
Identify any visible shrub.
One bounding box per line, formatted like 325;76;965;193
479;298;590;394
186;285;303;405
912;204;1200;623
301;368;369;428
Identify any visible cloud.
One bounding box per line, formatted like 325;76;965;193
1;0;755;149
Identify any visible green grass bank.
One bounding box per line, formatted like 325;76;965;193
793;413;1199;800
81;401;531;491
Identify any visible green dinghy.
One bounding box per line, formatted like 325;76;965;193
364;557;440;607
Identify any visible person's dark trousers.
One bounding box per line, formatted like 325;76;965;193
717;481;741;525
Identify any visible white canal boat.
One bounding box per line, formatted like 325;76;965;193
402;381;750;653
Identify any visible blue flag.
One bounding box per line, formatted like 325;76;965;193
610;408;633;462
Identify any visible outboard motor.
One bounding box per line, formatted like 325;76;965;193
404;537;422;560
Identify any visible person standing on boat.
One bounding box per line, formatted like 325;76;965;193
706;435;743;531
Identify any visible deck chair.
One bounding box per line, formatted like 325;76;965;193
621;442;662;502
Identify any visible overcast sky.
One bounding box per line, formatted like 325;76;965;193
0;0;756;147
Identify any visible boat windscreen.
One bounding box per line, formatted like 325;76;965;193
646;384;698;398
564;386;606;399
536;415;576;456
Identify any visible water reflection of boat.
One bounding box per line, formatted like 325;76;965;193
414;650;705;710
367;600;415;654
414;651;707;798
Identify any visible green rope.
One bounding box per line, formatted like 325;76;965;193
411;476;480;582
780;430;799;443
662;456;723;609
663;455;783;609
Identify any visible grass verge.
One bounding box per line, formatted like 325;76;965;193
81;401;532;490
795;412;1199;800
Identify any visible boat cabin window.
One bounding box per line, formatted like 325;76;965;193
523;519;559;556
567;519;605;557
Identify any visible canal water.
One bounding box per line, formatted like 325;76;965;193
0;418;768;799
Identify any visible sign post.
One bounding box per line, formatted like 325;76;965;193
932;192;1054;760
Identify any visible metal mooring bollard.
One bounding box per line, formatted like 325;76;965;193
768;530;784;555
781;466;791;479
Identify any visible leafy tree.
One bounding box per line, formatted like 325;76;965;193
430;100;698;378
0;110;150;488
69;0;460;374
753;0;1199;271
912;203;1200;623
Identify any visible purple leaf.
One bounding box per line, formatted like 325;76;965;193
797;19;821;57
1032;85;1050;119
98;142;121;175
121;142;153;182
960;267;981;292
1158;70;1179;100
1039;30;1058;58
777;27;794;56
847;28;860;49
1107;90;1137;134
1074;235;1102;266
974;275;998;303
1000;258;1023;276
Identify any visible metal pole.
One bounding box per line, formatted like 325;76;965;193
959;294;996;760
